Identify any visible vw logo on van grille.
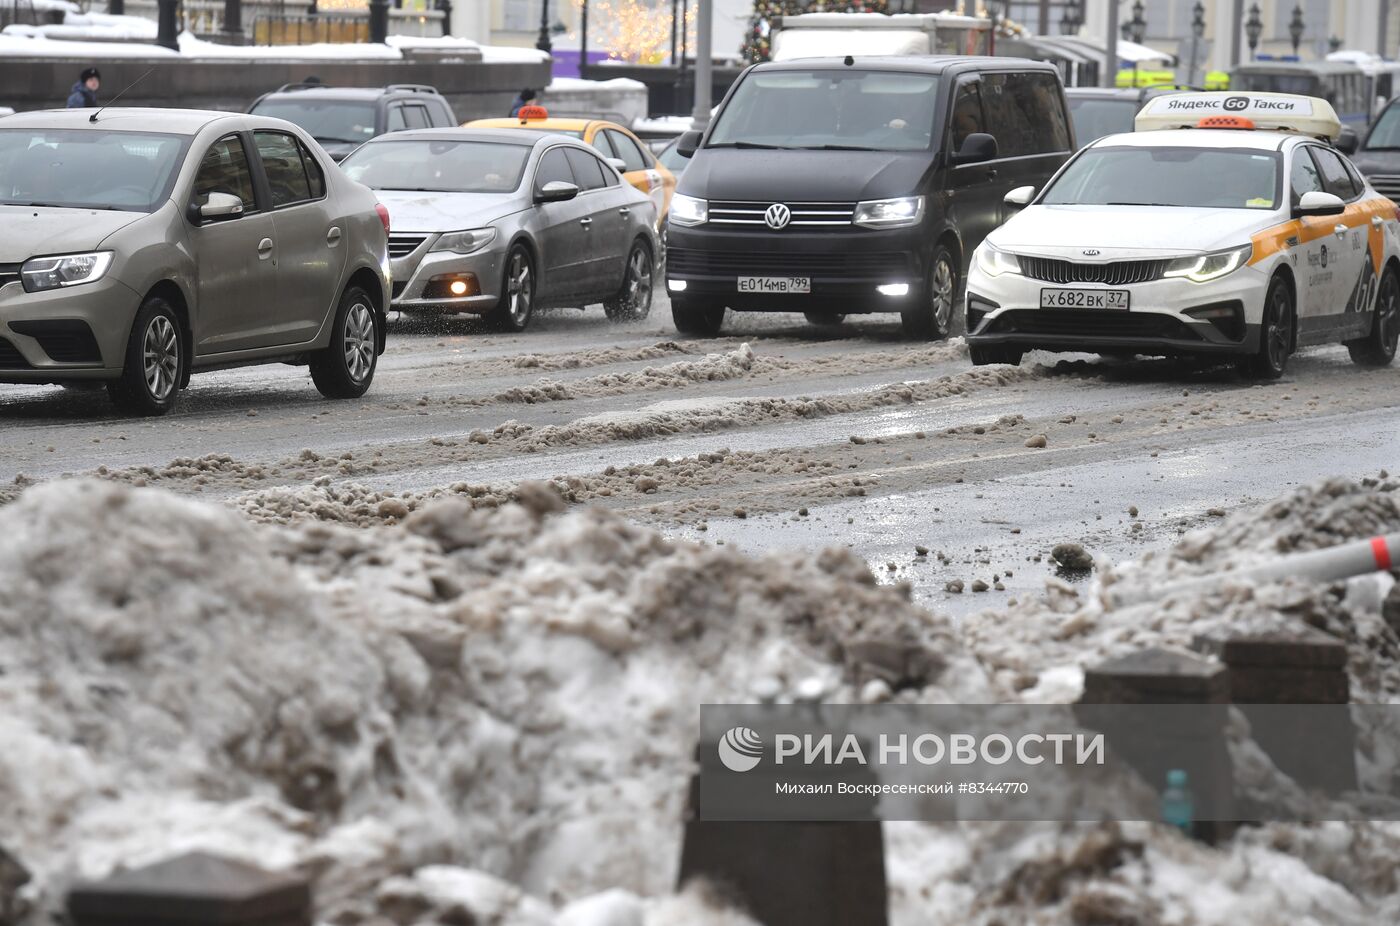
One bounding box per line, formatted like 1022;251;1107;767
764;203;792;230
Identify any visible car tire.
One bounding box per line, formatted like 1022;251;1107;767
804;312;846;327
310;285;379;399
1240;274;1293;381
487;245;536;333
671;297;726;336
1346;264;1399;367
604;240;654;321
903;244;956;341
968;345;1023;366
108;296;185;416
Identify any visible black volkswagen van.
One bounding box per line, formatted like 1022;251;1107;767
665;56;1074;338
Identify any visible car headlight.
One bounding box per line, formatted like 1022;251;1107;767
670;194;708;227
20;251;113;293
430;228;496;255
854;196;925;229
974;242;1020;277
1163;244;1253;283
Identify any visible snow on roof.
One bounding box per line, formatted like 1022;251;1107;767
547;76;647;92
0;29;548;63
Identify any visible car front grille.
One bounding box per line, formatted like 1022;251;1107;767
0;263;21;289
668;248;907;278
987;309;1200;341
1365;174;1400;199
1019;256;1168;286
708;201;856;228
0;338;30;369
388;234;430;259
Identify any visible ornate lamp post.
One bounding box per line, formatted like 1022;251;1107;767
1187;0;1205;86
1288;3;1305;56
1058;0;1081;36
1124;0;1147;88
536;0;552;53
1245;2;1263;61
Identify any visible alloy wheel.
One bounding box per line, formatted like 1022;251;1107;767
931;256;954;329
625;248;653;315
343;301;376;384
1265;287;1289;372
143;315;179;401
507;250;532;324
1379;271;1399;351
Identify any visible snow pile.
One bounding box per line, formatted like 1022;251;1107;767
2;11;156;42
0;478;984;923
964;477;1400;702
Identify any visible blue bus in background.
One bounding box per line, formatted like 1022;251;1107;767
1230;59;1372;130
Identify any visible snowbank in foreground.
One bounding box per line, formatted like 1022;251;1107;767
1;478;1399;924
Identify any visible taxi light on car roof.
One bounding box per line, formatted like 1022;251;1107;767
517;105;549;122
1134;92;1341;142
1197;115;1256;130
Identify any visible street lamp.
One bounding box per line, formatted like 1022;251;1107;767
536;0;552;53
1288;3;1305;56
1125;0;1146;88
1058;0;1081;36
1189;0;1206;87
1245;2;1263;61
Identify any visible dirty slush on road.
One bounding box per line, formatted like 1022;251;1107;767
3;317;1400;924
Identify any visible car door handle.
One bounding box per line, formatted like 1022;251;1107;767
1373;215;1385;227
257;237;274;259
1334;223;1349;236
985;168;998;179
580;217;593;228
326;226;342;246
619;207;631;216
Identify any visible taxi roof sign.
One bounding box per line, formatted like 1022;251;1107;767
1135;92;1341;141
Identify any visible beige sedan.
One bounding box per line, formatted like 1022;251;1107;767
0;107;390;415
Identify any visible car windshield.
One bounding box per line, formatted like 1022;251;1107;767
1067;98;1139;146
1042;145;1282;209
0;128;189;212
1365;104;1400;150
251;99;378;145
707;69;940;152
341;139;531;193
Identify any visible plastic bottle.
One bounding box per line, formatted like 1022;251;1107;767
1161;768;1194;834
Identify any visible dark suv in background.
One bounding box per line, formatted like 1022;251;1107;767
248;84;457;161
665;56;1073;339
1346;96;1400;201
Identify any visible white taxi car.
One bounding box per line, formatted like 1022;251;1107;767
965;92;1400;378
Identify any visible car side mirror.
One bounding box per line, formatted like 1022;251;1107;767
676;130;701;159
197;191;244;221
606;157;628;173
951;132;998;166
1004;185;1036;207
1337;127;1359;155
536;180;580;203
1295;190;1346;218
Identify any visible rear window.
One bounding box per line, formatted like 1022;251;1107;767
1067;97;1139;146
251;98;378;146
708;69;940;152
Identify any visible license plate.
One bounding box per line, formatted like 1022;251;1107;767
738;276;811;294
1040;288;1129;309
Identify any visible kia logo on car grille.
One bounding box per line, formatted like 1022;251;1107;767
1082;249;1101;256
764;203;792;230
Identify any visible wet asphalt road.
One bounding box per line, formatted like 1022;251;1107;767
3;294;1398;618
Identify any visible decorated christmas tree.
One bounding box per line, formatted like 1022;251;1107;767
741;0;890;63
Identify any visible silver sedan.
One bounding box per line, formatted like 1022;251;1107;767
340;128;660;332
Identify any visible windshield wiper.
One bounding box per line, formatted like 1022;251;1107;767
313;136;359;145
1104;201;1181;207
706;141;795;150
8;201;124;211
377;187;457;193
796;144;881;151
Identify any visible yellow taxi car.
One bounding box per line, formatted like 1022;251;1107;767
467;110;676;220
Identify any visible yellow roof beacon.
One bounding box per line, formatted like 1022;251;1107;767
1133;91;1342;142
